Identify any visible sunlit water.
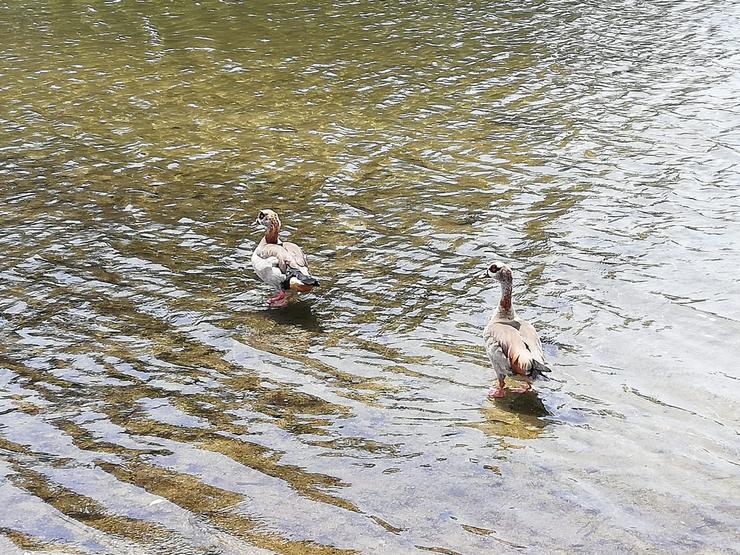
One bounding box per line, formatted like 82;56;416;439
0;1;738;553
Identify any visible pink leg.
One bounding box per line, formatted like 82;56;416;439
267;290;287;307
488;377;507;399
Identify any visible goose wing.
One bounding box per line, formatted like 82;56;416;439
518;320;546;364
281;241;309;270
255;243;302;272
484;321;535;377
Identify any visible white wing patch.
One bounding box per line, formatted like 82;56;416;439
251;252;286;288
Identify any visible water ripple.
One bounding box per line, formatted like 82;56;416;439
0;0;739;553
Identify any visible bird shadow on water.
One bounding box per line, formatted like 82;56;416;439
493;391;550;418
255;301;323;332
470;392;551;440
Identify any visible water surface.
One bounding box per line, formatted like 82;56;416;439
0;1;739;553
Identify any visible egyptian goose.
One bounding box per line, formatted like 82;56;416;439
482;262;551;398
251;209;319;307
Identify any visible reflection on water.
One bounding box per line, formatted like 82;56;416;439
1;0;739;553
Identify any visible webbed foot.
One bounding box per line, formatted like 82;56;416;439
267;290;287;307
488;388;506;399
510;382;532;394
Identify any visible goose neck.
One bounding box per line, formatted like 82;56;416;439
497;279;514;317
265;224;280;244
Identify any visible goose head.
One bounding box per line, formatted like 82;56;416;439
484;261;513;283
254;209;281;232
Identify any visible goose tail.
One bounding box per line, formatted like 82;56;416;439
282;268;320;291
529;360;552;381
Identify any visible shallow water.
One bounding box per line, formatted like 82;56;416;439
1;1;739;553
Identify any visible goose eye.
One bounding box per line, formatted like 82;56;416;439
489;264;498;273
258;211;265;219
